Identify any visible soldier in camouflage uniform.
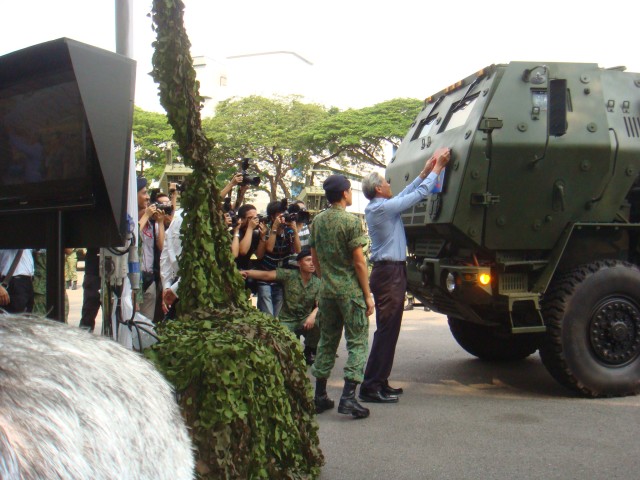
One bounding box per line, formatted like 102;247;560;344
310;174;375;419
33;250;69;322
64;248;79;290
241;248;321;364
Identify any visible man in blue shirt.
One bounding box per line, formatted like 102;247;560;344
359;148;450;403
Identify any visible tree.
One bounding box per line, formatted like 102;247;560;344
305;97;424;167
147;1;322;478
204;95;327;201
203;96;423;200
132;106;174;181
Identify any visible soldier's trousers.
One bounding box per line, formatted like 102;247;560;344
282;320;321;349
311;295;369;383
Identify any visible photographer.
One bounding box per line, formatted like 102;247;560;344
294;200;311;247
220;172;250;210
160;183;184;319
234;203;267;273
257;200;301;316
137;177;165;321
220;173;244;201
155;191;174;229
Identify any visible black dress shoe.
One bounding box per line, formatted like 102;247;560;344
382;384;403;395
358;389;398;403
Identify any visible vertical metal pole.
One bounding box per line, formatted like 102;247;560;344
115;0;133;58
45;211;65;322
106;0;139;337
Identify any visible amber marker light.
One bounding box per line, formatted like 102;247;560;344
478;273;491;285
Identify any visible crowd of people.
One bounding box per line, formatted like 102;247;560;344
0;146;450;422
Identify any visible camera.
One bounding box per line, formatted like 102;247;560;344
153;202;173;215
281;199;311;224
222;196;239;228
169;182;186;194
240;158;261;187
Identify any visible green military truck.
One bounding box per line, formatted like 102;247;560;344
388;62;640;397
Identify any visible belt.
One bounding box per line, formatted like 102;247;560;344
372;260;406;266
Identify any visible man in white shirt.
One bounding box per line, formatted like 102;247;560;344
160;208;183;319
0;249;35;313
137;177;165;321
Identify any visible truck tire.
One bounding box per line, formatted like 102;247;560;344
540;260;640;397
447;317;540;361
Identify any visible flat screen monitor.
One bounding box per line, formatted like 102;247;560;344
0;68;95;212
0;38;135;248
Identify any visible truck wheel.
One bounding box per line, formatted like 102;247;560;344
447;317;540;361
540;260;640;397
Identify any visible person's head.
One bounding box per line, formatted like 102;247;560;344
156;192;170;204
362;172;391;200
323;175;352;206
266;200;286;221
238;204;257;220
296;248;314;274
238;204;258;230
294;200;306;210
137;177;149;211
155;192;173;227
0;314;194;479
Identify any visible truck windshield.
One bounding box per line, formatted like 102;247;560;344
413;115;437;140
441;94;479;132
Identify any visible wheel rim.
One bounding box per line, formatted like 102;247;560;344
590;297;640;366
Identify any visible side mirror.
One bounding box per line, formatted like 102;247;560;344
548;79;567;137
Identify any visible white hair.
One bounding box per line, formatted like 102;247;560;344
0;314;194;480
362;172;384;200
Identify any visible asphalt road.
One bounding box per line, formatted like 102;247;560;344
65;274;640;480
314;306;640;480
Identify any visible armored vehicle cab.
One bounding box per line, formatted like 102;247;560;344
388;62;640;397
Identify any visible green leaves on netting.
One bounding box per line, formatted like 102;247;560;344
146;308;324;479
174;170;249;313
149;1;323;478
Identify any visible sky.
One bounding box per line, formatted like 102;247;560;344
3;0;640;113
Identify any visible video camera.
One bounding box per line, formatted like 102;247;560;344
153;202;173;215
240;158;261;187
280;199;311;225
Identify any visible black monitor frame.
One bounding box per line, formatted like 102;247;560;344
0;38;136;321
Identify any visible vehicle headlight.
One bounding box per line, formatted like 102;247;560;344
446;272;457;292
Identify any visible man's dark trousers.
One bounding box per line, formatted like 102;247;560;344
362;263;406;392
79;248;101;331
5;276;34;313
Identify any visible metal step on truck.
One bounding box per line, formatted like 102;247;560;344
388;62;640;397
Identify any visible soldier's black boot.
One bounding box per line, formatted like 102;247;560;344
338;379;370;419
314;378;334;414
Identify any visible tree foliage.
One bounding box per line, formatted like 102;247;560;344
132;106;174;181
203;96;423;201
203;95;326;200
147;1;323;478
